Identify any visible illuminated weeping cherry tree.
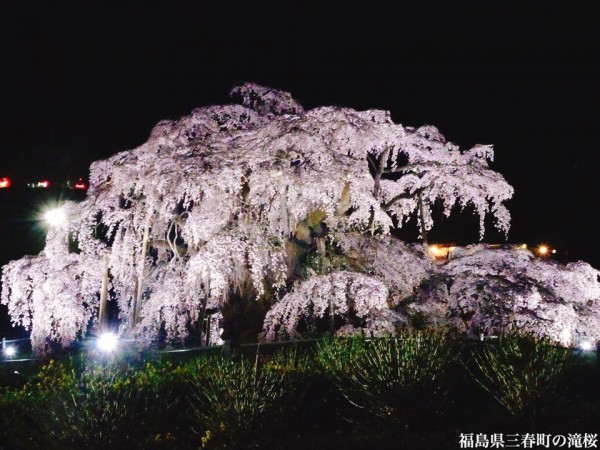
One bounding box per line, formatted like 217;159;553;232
407;245;600;348
6;82;595;353
0;202;105;351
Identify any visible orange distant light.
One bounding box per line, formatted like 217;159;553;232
537;245;549;256
429;244;449;258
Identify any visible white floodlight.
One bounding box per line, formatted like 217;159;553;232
97;332;119;353
4;346;17;357
44;207;67;227
580;341;593;352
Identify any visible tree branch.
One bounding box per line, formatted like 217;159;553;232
382;192;417;210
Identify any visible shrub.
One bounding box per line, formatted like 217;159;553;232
187;352;295;449
0;359;185;450
469;333;572;418
316;331;457;422
0;359;78;449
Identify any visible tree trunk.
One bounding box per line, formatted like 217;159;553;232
198;270;211;346
133;215;151;326
369;148;390;234
372;148;389;199
98;253;109;330
316;236;326;256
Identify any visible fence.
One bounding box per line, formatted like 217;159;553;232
2;334;598;370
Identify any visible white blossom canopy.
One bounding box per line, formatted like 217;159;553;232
405;245;600;346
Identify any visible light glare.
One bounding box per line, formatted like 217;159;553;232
97;332;119;353
44;207;67;227
4;346;16;357
580;341;593;351
559;328;571;346
429;244;454;259
429;245;444;257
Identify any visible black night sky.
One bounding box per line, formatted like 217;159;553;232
1;4;599;336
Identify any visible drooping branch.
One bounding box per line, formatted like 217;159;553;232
417;193;429;246
382;191;417;210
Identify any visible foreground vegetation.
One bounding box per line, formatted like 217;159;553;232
1;332;598;449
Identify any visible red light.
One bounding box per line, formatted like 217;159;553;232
40;180;50;188
71;177;87;190
0;177;10;188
